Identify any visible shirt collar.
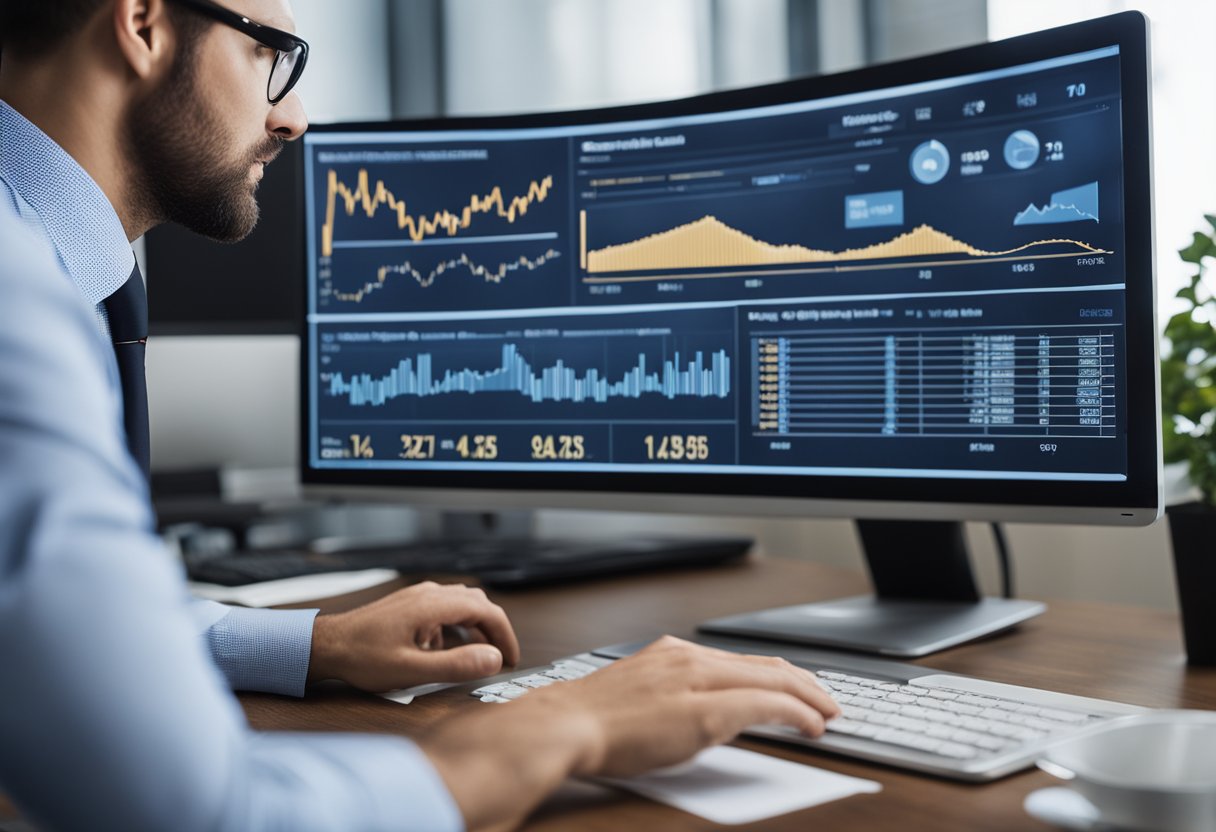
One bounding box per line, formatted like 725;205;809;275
0;100;134;306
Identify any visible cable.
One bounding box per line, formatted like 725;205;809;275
990;522;1013;598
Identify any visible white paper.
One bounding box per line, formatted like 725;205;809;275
599;745;881;825
188;568;399;607
378;681;457;706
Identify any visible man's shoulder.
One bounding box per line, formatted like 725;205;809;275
0;198;125;462
0;203;108;373
0;201;80;309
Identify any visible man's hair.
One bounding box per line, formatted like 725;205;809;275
0;1;107;56
0;0;206;59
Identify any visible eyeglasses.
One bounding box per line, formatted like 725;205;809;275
170;0;309;104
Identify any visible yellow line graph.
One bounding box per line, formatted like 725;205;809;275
329;250;562;303
321;169;555;257
585;215;1107;274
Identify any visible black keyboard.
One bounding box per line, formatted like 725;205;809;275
185;536;752;588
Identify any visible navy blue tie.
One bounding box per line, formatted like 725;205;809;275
103;261;151;481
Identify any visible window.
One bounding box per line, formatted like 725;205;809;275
989;0;1216;309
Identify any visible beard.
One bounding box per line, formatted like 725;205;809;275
125;58;283;243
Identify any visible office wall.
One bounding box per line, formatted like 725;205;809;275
537;509;1181;611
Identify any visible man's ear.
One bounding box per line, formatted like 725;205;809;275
112;0;175;81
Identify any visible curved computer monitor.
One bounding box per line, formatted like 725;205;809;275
299;12;1159;655
300;12;1159;536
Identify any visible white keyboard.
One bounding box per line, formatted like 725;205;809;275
470;646;1147;781
811;670;1099;760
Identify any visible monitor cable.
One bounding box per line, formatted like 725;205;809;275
990;523;1013;599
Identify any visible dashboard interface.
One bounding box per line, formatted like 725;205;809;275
305;45;1128;483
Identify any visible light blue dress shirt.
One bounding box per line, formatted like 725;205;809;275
0;106;464;830
0;98;322;698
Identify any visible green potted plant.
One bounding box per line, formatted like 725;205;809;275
1162;216;1216;665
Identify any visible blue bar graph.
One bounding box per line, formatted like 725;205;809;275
328;343;731;406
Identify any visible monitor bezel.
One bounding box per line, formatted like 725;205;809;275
299;11;1161;524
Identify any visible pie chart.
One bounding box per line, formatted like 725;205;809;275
1004;130;1040;170
909;140;950;185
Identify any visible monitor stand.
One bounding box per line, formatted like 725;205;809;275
698;519;1045;658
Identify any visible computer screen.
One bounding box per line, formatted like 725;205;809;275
300;12;1159;526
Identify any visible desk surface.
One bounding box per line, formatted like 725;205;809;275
235;556;1216;831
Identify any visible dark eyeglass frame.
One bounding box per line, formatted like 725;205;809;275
170;0;309;104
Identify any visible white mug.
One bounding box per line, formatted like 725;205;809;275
1037;710;1216;832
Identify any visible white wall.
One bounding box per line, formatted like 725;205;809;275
443;0;711;115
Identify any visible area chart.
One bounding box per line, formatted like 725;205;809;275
585;216;1109;274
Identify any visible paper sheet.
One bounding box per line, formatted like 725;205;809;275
188;568;399;607
378;681;456;706
598;745;880;825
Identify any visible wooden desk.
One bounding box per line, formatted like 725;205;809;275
238;556;1216;831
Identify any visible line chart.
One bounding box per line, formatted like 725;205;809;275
321;168;556;256
327;249;563;303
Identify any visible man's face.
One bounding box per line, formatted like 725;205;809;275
126;0;307;242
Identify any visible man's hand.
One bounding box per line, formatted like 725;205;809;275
550;635;840;777
307;581;520;692
419;636;840;832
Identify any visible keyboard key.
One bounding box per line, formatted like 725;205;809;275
826;719;867;736
886;715;930;733
948;728;989;746
957;695;997;707
512;674;557;689
944;703;984;716
471;682;512;696
936;742;979;760
1023;716;1070;733
554;659;599;675
541;667;585;681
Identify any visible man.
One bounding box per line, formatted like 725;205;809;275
0;1;840;829
1;0;522;703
